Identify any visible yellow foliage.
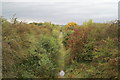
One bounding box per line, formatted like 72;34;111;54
65;22;78;28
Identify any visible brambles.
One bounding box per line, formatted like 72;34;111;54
65;27;92;63
2;18;61;78
16;53;57;78
63;20;118;78
2;17;119;78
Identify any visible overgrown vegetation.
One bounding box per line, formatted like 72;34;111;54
2;17;119;78
63;20;119;78
2;18;60;78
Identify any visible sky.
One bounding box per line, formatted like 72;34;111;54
1;0;120;25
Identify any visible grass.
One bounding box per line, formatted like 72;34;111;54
57;32;67;78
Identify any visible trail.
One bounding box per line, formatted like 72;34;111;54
57;32;66;77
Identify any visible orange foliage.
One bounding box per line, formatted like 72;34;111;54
65;22;78;28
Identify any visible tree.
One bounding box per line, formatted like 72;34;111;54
83;19;93;27
65;22;78;29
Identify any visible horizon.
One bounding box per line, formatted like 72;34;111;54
5;18;116;26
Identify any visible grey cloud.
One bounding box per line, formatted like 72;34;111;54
2;1;118;25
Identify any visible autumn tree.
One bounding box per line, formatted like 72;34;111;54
65;22;78;29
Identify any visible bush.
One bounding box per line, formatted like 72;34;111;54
2;18;60;78
15;54;57;78
64;27;92;63
37;35;60;60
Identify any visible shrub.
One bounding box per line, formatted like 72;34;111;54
64;27;92;63
2;18;60;78
15;53;57;78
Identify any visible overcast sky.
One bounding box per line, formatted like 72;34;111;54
1;0;119;25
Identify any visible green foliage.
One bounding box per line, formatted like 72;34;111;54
82;19;93;27
16;54;57;78
2;17;60;78
52;29;60;38
63;21;118;78
93;37;117;63
38;35;59;54
2;17;119;78
36;35;60;63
